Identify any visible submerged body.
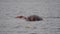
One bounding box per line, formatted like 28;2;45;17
26;15;43;21
16;15;43;21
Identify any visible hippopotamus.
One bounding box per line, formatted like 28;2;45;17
16;15;43;21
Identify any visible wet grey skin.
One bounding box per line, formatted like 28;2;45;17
26;15;43;21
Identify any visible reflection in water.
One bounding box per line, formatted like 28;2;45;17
0;31;28;33
29;33;37;34
43;17;60;18
57;28;60;32
17;31;28;33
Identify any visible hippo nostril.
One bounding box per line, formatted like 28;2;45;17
16;16;24;18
